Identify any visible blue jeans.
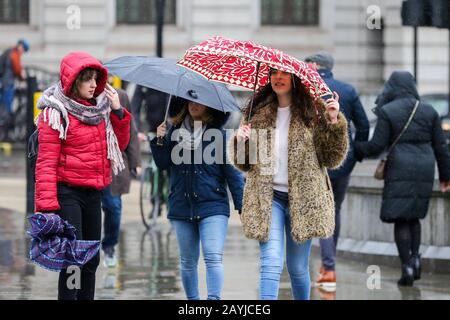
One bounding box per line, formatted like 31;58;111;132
319;175;350;271
259;199;312;300
171;215;228;300
0;84;15;114
101;186;122;250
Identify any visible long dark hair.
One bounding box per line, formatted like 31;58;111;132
243;74;325;127
170;100;215;127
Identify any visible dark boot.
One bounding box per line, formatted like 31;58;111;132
411;254;421;280
397;262;414;287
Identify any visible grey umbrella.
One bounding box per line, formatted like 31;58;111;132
104;56;241;145
103;56;240;113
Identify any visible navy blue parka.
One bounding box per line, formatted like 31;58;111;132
318;68;370;179
150;108;244;222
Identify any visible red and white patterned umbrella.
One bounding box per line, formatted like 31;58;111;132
177;36;332;99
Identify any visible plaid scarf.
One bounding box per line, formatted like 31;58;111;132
27;213;101;272
36;82;125;175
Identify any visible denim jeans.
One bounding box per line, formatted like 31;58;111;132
259;198;312;300
101;185;122;251
0;84;15;114
171;215;228;300
319;175;351;271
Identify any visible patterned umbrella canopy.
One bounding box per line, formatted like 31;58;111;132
177;36;332;99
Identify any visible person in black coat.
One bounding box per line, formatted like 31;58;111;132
355;71;450;286
131;85;168;138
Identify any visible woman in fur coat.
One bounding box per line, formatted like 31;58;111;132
230;68;348;300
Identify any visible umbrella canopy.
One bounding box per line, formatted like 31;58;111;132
177;36;332;99
104;56;241;113
27;213;100;272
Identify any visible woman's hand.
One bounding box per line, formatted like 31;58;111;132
105;83;121;110
325;91;340;124
440;181;450;192
236;124;252;142
157;122;167;138
138;132;147;142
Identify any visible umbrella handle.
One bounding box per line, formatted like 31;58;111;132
247;61;261;123
157;95;173;147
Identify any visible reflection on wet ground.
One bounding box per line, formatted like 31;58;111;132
2;207;450;300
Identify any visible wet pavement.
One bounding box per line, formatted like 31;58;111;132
2;201;450;300
1;148;450;300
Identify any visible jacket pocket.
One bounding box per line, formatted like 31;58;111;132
214;185;227;195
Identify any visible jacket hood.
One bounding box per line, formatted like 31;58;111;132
318;68;334;80
374;71;419;113
59;51;108;98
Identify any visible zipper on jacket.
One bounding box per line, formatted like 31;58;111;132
98;124;107;187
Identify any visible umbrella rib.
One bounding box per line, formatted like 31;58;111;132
211;83;226;113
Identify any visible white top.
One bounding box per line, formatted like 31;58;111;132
273;106;291;193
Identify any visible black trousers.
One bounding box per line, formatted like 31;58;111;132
56;183;102;300
394;219;421;265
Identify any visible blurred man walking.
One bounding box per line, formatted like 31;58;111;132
305;52;369;291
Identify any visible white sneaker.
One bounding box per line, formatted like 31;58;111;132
103;273;116;289
103;248;117;268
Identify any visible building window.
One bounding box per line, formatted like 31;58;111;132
0;0;29;24
261;0;319;26
116;0;176;25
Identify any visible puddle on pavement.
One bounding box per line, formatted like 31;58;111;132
2;207;450;300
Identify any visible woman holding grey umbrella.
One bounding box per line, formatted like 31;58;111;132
151;97;244;300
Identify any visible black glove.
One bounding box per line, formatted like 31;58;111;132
353;142;364;162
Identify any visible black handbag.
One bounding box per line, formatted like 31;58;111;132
374;100;419;180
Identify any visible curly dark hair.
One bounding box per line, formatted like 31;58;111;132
243;74;325;128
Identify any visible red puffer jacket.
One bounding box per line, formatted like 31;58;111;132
35;52;131;212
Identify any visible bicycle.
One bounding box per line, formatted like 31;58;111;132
139;133;169;230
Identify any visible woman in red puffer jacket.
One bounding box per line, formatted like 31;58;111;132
34;51;131;300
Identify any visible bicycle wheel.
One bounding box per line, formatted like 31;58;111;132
161;170;169;211
140;166;156;230
150;168;162;225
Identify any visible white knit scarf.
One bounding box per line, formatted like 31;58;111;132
173;115;206;150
